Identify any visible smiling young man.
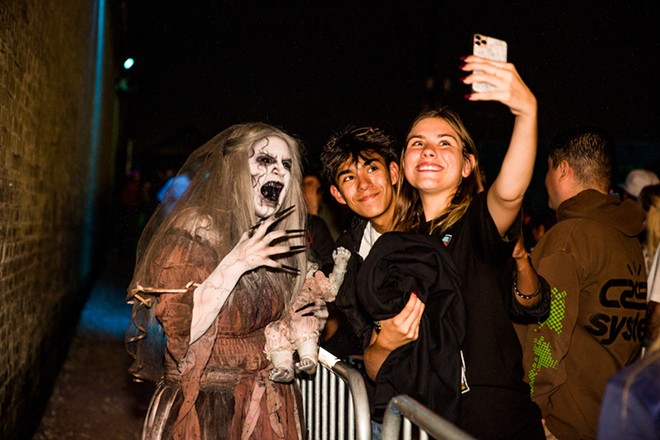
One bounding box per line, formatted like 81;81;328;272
324;128;399;236
320;126;405;346
320;126;429;436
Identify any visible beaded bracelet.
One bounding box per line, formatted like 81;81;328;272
513;278;541;300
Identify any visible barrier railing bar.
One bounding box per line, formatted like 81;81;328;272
382;395;476;440
297;348;371;440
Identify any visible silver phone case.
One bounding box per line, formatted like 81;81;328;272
472;34;507;93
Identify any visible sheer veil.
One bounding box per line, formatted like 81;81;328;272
125;122;307;382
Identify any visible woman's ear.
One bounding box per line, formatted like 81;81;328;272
462;154;476;178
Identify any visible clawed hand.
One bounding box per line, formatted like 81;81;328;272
293;299;328;320
225;205;307;275
247;205;298;238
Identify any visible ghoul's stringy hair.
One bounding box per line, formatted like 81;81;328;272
129;122;307;307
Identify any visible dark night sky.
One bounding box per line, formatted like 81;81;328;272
118;2;660;193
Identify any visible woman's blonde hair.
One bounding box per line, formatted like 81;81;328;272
639;184;660;268
392;107;481;234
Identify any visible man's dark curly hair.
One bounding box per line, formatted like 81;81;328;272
320;126;399;186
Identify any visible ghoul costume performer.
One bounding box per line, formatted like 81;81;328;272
125;123;321;439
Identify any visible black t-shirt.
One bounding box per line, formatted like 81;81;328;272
421;192;544;440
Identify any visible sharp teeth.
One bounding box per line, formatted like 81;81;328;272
261;181;283;202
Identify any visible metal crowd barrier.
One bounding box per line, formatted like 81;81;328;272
298;348;371;440
381;395;476;440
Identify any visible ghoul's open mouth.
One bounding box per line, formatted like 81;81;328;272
261;181;284;203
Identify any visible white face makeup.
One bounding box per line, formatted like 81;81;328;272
249;136;293;218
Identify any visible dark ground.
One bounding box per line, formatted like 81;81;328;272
32;253;155;440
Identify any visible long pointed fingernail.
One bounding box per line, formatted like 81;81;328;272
274;205;296;219
295;302;315;313
281;264;300;274
249;220;264;232
289;245;307;252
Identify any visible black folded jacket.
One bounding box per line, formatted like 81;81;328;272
357;231;466;423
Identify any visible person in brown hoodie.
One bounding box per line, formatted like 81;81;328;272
518;128;647;439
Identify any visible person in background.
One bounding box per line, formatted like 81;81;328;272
125;123;325;439
597;336;660;439
639;184;660;271
303;169;343;240
521;207;556;253
621;168;660;268
619;168;659;202
303;170;336;275
638;184;660;347
302;171;324;216
520;128;647;439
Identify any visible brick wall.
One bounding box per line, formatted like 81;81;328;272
0;0;116;437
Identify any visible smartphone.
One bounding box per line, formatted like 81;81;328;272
471;34;507;93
